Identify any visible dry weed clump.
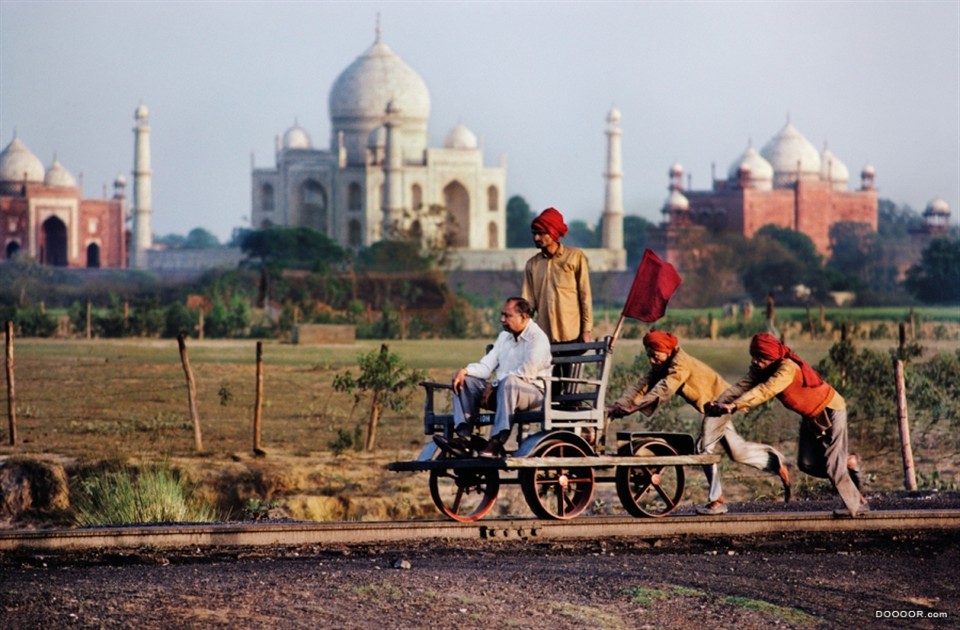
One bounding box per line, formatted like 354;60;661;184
0;456;71;524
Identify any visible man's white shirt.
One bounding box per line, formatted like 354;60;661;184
463;320;552;389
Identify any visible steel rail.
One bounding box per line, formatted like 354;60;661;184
1;510;958;553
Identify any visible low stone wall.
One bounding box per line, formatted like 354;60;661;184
293;324;356;345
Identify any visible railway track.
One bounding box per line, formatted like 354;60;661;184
2;509;958;554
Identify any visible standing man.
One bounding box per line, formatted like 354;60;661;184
607;331;790;515
522;207;593;346
707;333;867;517
434;297;552;458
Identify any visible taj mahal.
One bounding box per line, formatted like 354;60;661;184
249;26;628;272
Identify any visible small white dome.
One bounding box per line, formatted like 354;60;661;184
367;125;386;148
664;189;689;211
607;108;621;124
925;197;950;216
115;173;127;186
135;103;149;120
760;121;821;186
283;123;312;150
728;145;773;182
444;123;478;149
0;135;45;184
44;157;77;188
820;146;849;185
669;162;684;176
861;163;875;176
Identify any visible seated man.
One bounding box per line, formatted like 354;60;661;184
434;297;553;458
607;330;790;515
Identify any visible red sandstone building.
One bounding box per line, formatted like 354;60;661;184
652;120;878;266
0;134;127;268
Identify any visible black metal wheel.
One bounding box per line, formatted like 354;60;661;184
616;439;685;517
429;466;499;522
518;438;595;520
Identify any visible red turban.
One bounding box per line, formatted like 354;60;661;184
643;330;678;355
749;333;823;387
531;207;568;240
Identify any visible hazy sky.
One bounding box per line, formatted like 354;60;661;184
2;1;958;243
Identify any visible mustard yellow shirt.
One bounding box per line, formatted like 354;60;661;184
614;348;729;416
522;244;592;343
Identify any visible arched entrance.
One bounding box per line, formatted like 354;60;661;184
86;243;101;268
299;179;327;233
42;216;68;266
443;181;470;247
5;241;20;259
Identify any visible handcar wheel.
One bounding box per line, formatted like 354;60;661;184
519;438;595;520
429;466;499;522
616;439;685;517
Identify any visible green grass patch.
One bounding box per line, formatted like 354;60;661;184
73;464;219;526
721;595;820;626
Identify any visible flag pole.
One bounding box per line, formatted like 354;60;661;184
610;313;627;349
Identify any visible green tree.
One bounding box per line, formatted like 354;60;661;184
743;226;828;302
332;344;425;451
183;228;220;249
623;215;654;269
240;226;346;271
356;241;431;273
506;195;533;248
905;238;960;303
564;219;600;248
755;225;822;270
164;302;200;338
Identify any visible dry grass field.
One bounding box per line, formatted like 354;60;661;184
1;333;958;523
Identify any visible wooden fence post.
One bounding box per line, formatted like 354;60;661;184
894;323;917;491
177;334;203;452
5;321;16;446
253;341;264;455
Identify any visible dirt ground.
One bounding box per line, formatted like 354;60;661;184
2;496;957;630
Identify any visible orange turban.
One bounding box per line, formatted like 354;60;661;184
643;330;678;354
749;333;823;387
531;207;568;240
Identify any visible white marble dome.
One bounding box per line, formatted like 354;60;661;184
328;37;430;123
44;157;77;188
135;103;149;121
444;123;478;149
727;145;773;185
367;125;386;148
760;122;821;186
0;135;45;184
669;162;684;177
664;189;689;211
608;108;621;124
283;123;312;150
925;197;950;215
820;146;849;186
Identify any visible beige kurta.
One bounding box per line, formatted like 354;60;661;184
522;244;592;343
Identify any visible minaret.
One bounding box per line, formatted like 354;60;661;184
382;100;404;238
601;108;624;250
131;103;153;268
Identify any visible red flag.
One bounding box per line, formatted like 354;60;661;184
622;249;682;322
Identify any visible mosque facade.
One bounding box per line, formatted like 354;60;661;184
0;134;127;268
652;120;880;266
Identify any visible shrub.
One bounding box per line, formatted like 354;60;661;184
73;464;218;526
